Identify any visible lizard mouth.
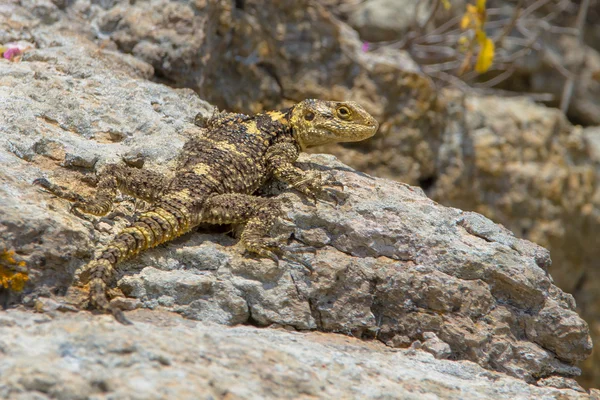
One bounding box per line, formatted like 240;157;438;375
359;118;379;136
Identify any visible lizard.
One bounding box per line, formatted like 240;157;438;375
34;99;379;323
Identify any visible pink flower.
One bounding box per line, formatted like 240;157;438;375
361;42;369;52
3;47;21;60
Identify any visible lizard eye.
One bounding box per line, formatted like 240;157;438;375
336;106;351;120
304;112;315;121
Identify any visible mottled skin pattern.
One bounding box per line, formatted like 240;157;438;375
35;99;378;322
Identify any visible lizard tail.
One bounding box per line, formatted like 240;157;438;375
79;200;194;322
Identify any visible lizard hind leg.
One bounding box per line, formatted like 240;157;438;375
34;164;170;216
79;259;133;324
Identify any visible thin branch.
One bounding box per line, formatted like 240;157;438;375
560;0;590;113
411;44;458;57
494;0;523;47
422;60;464;73
540;0;574;22
543;25;579;35
423;14;462;37
520;0;554;19
428;70;475;92
375;31;419;50
473;66;517;88
473;87;555;102
494;45;536;64
416;32;463;46
418;0;441;33
545;54;574;79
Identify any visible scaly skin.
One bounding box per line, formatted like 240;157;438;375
35;99;379;322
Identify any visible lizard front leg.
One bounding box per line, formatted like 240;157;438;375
266;142;339;202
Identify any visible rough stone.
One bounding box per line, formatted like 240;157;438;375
0;309;593;400
498;22;600;126
422;332;452;360
425;92;600;386
0;0;597;393
0;27;593;384
538;376;586;393
347;0;428;42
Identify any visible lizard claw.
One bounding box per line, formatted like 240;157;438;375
272;244;317;273
33;177;88;204
32;177;52;189
111;306;133;325
265;250;280;265
70;202;83;213
282;252;314;273
246;247;280;265
320;187;346;207
322;173;344;190
307;192;318;205
69;202;94;220
281;244;317;254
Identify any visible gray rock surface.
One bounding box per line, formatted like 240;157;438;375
41;0;600;387
347;0;427;42
0;309;594;400
0;0;596;396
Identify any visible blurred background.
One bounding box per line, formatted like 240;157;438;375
3;0;600;388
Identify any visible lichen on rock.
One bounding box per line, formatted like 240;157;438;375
0;249;29;292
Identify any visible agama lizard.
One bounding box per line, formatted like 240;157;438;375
34;99;379;322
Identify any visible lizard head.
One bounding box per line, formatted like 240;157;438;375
288;100;379;149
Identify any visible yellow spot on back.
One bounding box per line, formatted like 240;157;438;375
267;111;285;121
214;140;242;154
176;189;193;201
244;120;261;135
114;243;131;257
193;163;212;175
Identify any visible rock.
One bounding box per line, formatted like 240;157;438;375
0;0;597;393
422;332;452;360
326;82;600;389
513;34;600;127
0;6;212;308
47;0;600;389
584;126;600;160
538;376;586;393
321;0;465;42
424;92;600;386
0;309;593;400
347;0;428;42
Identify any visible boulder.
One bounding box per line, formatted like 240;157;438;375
0;0;596;394
0;309;593;400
